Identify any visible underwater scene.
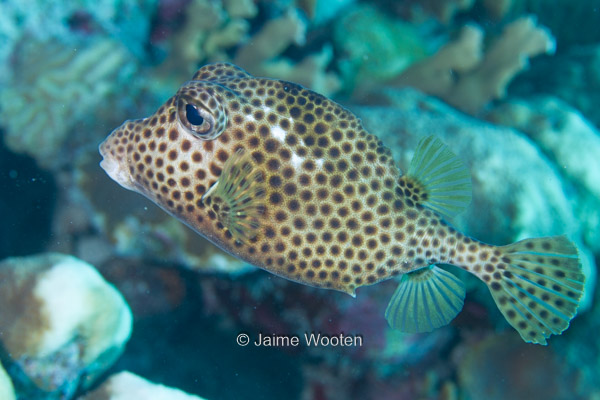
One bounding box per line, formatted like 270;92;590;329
1;0;600;399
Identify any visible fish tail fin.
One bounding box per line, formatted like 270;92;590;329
485;235;585;345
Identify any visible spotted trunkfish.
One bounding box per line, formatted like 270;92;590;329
99;63;585;344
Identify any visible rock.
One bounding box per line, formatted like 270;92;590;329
0;363;16;400
486;96;600;252
81;371;207;400
454;333;575;400
0;253;132;398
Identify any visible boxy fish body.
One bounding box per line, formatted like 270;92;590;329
100;63;584;344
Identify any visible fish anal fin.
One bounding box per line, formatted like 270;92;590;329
385;265;466;334
484;235;585;345
404;135;472;219
202;149;265;243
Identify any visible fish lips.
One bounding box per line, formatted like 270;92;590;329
98;132;137;192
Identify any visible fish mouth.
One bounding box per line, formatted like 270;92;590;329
99;138;137;191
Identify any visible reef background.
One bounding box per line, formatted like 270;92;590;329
1;0;600;399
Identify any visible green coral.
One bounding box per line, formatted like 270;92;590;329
334;4;428;91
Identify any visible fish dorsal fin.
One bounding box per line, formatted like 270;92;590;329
402;135;472;220
192;63;253;82
385;265;466;333
201;149;265;243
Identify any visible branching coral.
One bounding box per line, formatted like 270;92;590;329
235;9;341;95
234;9;306;70
388;16;555;114
393;0;514;23
417;0;475;23
164;0;341;96
390;24;483;98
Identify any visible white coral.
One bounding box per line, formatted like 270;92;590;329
0;253;132;393
82;371;208;400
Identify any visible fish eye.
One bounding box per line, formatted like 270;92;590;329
176;87;226;141
176;98;216;139
186;104;205;126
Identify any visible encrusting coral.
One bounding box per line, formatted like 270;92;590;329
486;96;600;254
0;253;132;398
334;4;428;92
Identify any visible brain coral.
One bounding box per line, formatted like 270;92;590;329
0;36;137;168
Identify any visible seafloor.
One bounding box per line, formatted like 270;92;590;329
1;0;599;399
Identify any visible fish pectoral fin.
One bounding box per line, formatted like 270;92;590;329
402;135;472;220
385;265;466;334
488;236;585;345
201;149;265;243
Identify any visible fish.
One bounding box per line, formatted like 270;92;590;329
99;62;585;345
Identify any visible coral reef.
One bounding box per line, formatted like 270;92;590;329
486;96;600;253
386;15;556;114
0;36;139;169
159;0;341;96
454;333;577;399
510;43;600;129
512;0;600;49
390;0;515;23
0;0;599;399
60;150;250;274
233;9;341;95
352;87;596;311
410;0;476;24
333;4;428;92
354;89;579;244
0;253;132;398
83;371;208;400
0;0;157;61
